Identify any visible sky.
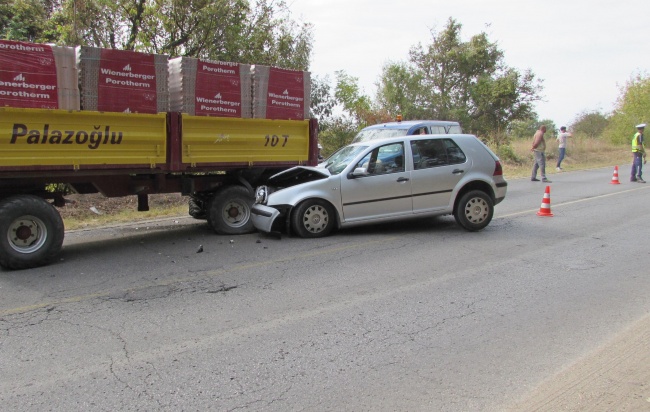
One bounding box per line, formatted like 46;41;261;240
288;0;650;128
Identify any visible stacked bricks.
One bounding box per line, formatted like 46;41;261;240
168;57;252;117
2;40;312;120
253;65;311;120
0;40;79;110
78;47;168;113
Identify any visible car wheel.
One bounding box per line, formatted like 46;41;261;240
454;190;493;231
291;199;335;238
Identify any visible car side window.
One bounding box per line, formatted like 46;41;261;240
411;139;447;170
412;138;467;169
356;143;404;175
430;126;446;134
444;139;466;164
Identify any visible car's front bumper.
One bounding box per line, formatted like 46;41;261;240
251;204;281;233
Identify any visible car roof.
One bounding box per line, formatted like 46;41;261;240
362;120;460;130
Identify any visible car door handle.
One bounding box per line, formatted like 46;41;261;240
452;169;464;175
396;177;410;182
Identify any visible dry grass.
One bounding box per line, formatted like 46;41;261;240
497;136;631;179
60;193;189;231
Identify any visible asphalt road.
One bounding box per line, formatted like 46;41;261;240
1;166;649;411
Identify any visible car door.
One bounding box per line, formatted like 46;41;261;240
410;137;470;213
340;142;412;222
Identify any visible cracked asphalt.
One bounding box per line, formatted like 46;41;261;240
1;168;649;411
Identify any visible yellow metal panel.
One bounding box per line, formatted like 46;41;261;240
181;116;310;165
0;108;167;168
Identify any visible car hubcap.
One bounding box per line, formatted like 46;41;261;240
8;215;48;253
303;205;328;233
464;197;488;223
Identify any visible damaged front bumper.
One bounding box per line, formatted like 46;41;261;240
251;204;284;233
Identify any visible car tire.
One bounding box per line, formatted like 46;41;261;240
291;199;335;238
454;190;493;231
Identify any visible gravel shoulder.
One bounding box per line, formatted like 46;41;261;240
507;313;650;411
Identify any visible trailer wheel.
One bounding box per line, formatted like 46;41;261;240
0;195;65;270
208;186;255;235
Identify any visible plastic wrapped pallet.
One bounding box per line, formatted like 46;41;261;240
78;47;168;113
0;40;79;110
253;65;310;120
168;57;252;117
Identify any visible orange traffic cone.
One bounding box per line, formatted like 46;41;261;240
609;166;621;184
537;185;554;217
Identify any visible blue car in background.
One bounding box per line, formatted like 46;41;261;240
351;119;462;144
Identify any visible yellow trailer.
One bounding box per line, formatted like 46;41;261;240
0;108;319;270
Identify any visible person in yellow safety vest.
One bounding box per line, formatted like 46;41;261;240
631;123;646;183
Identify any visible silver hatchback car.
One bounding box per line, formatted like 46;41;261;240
251;134;507;238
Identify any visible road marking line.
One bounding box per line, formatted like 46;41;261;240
497;186;650;218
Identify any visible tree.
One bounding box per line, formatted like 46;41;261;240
309;74;336;130
508;118;541;140
570;110;609;138
1;0;52;42
375;61;427;119
377;18;542;141
334;71;391;127
20;0;313;69
604;73;650;145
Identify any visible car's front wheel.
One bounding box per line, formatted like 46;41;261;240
291;199;335;238
454;190;493;231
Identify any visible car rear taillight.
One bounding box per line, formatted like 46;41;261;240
493;161;503;176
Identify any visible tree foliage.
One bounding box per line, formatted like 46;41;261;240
2;0;313;69
377;18;542;142
570;110;609;138
604;73;650;145
0;0;56;42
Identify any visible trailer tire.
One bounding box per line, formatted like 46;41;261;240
208;186;255;235
0;195;65;270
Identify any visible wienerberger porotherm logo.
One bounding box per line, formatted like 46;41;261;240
195;59;242;117
97;49;157;113
265;67;305;120
0;40;59;108
10;123;124;150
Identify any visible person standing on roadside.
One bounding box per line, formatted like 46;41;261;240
556;126;571;171
531;125;551;182
631;123;646;183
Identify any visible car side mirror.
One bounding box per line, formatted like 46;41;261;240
349;167;369;178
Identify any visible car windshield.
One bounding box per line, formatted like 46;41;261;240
322;145;369;175
352;128;409;143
